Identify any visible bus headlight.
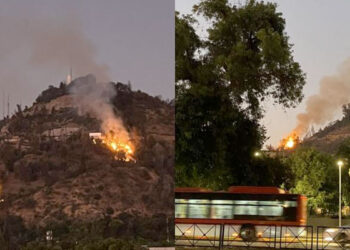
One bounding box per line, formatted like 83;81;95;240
324;237;333;241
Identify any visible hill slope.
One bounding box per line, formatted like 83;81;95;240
0;75;174;244
302;115;350;153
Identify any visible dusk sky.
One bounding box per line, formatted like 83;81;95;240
0;0;174;117
176;0;350;146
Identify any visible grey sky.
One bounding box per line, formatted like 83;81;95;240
176;0;350;146
0;0;174;117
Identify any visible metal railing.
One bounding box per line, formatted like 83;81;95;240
175;223;314;249
317;226;350;249
223;224;277;249
280;225;313;249
175;223;222;248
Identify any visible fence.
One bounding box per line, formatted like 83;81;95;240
317;226;350;249
175;223;314;249
279;225;313;249
222;224;277;249
175;223;222;248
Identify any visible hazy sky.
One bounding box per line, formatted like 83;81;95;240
0;0;174;117
176;0;350;146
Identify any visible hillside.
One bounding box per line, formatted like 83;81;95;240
0;74;174;247
302;111;350;153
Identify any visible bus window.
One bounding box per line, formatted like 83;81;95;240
211;200;234;219
175;199;188;218
283;201;297;207
175;189;305;224
234;200;259;216
188;199;210;218
258;201;283;216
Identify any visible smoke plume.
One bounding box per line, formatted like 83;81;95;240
294;58;350;136
69;74;131;143
0;11;132;143
0;14;110;84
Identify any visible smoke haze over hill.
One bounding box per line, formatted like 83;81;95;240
293;58;350;136
0;14;110;84
0;0;174;117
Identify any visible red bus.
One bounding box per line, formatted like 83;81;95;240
175;186;307;242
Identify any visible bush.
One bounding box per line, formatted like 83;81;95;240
106;207;114;215
22;198;37;209
35;85;66;104
0;144;22;172
94;194;102;200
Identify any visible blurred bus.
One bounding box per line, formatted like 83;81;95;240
175;186;307;242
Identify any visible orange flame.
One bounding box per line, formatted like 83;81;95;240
279;133;299;150
95;132;135;162
286;137;294;149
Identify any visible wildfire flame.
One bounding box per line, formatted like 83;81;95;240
92;132;135;162
286;137;294;149
104;137;135;162
279;133;299;150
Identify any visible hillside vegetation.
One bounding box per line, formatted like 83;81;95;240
0;75;174;249
302;104;350;153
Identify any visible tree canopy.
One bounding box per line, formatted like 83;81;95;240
283;148;338;213
336;139;350;208
192;0;305;117
176;0;306;189
176;81;264;189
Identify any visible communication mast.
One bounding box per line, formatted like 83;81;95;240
66;67;73;84
2;91;4;119
7;94;10;118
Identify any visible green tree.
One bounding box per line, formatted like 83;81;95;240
194;0;306;117
176;80;264;189
284;148;337;213
336;139;350;208
175;12;201;82
250;153;292;187
176;0;305;189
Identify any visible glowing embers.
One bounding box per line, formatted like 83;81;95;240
279;133;299;150
90;132;135;162
111;142;117;150
104;138;135;162
286;137;295;149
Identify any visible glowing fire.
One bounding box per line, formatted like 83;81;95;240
286;137;294;149
104;137;135;162
111;142;117;151
91;132;135;162
280;133;299;150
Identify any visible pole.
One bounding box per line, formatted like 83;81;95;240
166;217;169;243
7;94;9;118
339;164;342;227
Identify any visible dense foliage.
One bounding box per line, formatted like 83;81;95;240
192;0;305;118
176;82;264;189
0;214;172;250
283;148;338;214
336;139;350;210
175;0;305;189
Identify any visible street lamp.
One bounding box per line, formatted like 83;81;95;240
337;160;344;227
254;151;261;157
